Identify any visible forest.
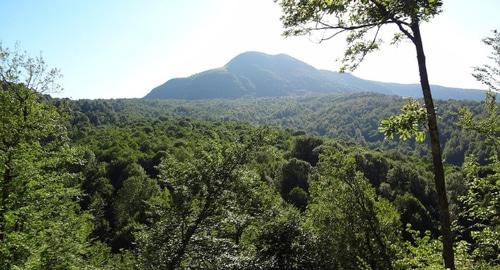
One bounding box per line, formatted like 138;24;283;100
0;52;498;269
1;1;500;270
71;93;495;165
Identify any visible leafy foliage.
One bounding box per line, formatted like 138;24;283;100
455;32;500;265
136;136;266;269
303;150;401;269
0;84;92;269
278;0;442;71
472;30;500;93
379;99;428;142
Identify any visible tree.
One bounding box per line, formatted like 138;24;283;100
254;209;308;270
136;135;265;269
111;164;160;250
290;135;323;166
277;1;455;268
458;156;499;263
0;45;93;269
304;150;400;269
281;158;311;204
0;43;62;93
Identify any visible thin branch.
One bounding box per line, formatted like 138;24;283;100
310;21;382;32
318;28;350;43
350;25;382;71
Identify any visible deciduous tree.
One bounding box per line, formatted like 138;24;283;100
0;45;92;269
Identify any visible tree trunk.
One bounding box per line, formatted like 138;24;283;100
167;195;213;270
411;22;455;270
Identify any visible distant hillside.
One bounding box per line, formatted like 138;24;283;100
145;51;487;101
72;92;496;166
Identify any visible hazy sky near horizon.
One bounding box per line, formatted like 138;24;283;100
1;0;499;99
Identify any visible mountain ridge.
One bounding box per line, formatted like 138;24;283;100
144;51;487;101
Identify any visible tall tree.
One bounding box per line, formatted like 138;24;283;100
304;150;400;269
0;45;93;269
276;0;455;268
136;135;266;269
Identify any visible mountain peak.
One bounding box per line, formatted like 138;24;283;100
144;51;486;101
224;51;311;71
224;51;273;69
227;51;294;62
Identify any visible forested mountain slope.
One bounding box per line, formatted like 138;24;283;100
145;51;487;101
73;93;496;165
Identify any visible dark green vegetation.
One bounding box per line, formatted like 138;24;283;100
3;86;497;268
2;34;499;270
2;89;498;269
145;51;486;101
74;93;497;166
24;91;500;269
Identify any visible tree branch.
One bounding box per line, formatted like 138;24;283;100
368;0;415;41
393;20;415;42
349;25;382;71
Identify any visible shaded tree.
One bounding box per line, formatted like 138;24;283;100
253;210;309;270
281;158;311;207
355;152;389;187
290;135;323;166
394;193;433;237
111;164;160;251
288;186;309;211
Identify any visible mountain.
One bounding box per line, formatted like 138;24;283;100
144;51;487;101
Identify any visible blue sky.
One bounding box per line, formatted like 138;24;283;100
1;0;499;99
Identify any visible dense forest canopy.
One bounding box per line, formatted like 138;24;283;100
69;93;498;166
